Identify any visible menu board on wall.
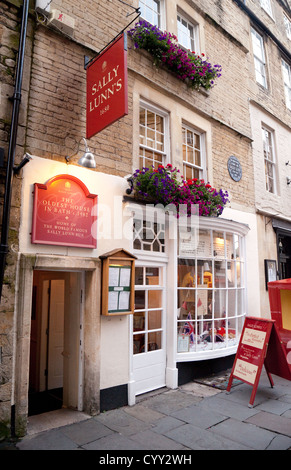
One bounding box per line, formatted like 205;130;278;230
108;265;131;313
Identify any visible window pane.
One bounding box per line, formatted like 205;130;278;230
135;267;144;285
214;289;226;318
133;333;145;354
133;311;145;331
135;290;145;309
213;232;225;258
146;267;160;285
178;259;196;287
148;310;162;330
140;0;161;26
214;261;226;288
148;290;162;308
148;331;162;350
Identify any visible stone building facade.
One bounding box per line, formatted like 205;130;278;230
0;0;290;438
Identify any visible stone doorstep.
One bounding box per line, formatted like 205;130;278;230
26;409;91;435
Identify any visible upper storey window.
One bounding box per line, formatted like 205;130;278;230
139;0;162;27
139;102;169;169
260;0;273;18
282;59;291;110
177;12;199;53
251;28;267;88
262;127;276;194
283;15;291;40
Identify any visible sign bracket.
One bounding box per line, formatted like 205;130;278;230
84;7;140;70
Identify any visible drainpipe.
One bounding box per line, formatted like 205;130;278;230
0;0;29;303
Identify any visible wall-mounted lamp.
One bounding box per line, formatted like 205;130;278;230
65;137;96;168
287;177;291;185
13;153;32;174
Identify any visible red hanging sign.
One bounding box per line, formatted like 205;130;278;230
86;33;128;139
31;174;97;248
227;316;291;407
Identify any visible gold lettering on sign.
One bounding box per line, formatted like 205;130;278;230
89;65;122;112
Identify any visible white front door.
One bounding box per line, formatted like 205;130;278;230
132;264;166;396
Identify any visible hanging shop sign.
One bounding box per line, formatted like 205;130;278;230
227;316;291;407
31;174;97;248
86;33;128;139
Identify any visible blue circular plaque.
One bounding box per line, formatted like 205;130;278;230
227;156;242;182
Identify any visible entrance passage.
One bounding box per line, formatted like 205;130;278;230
132;264;166;396
29;271;83;416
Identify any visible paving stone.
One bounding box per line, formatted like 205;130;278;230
199;394;260;421
82;433;146;450
210;417;277;449
17;429;78;450
165;423;250;450
282;409;291;419
245;411;291;437
94;408;152;436
279;394;291;404
151;416;185;434
266;435;291;450
60;418;114;445
170;404;228;429
130;429;188;450
142;389;202;415
256;399;291;415
124;403;165;423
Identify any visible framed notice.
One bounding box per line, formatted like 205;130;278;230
264;259;277;290
100;248;136;316
108;265;131;313
177;334;190;352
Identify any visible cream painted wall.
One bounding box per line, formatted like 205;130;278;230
20;156;133;390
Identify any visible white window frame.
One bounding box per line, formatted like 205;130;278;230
283;14;291;40
282;59;291;110
139;0;165;29
260;0;273;18
177;11;199;53
251;28;267;88
182;123;206;181
262;126;276;194
139;100;170;169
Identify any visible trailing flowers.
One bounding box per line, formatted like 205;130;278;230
128;20;222;90
126;164;229;217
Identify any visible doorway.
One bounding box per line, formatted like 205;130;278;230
29;270;84;416
131;263;167;397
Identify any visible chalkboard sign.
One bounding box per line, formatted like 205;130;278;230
227;156;242;182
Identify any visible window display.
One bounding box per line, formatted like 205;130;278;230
177;227;247;357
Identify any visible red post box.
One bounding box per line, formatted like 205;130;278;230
268;278;291;351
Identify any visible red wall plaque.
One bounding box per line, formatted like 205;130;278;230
31;174;97;248
86;33;128;139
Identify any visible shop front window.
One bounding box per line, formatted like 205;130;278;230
177;225;247;358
